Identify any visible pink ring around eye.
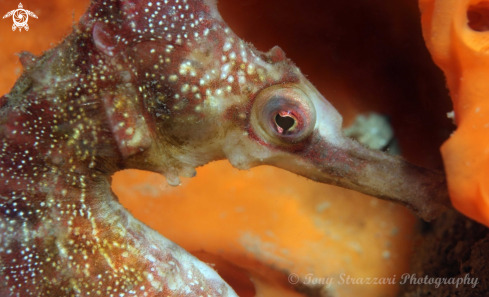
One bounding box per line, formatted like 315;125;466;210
251;84;316;145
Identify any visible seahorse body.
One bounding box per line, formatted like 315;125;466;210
0;0;262;295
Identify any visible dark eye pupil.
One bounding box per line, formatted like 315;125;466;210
275;114;295;132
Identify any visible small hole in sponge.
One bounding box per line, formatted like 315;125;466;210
468;2;489;31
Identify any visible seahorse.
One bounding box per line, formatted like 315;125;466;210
0;0;451;296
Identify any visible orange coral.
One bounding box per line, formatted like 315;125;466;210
420;0;489;227
114;164;414;296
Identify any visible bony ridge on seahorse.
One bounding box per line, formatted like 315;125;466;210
0;0;451;295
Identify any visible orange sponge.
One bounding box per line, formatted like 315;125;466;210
420;0;489;227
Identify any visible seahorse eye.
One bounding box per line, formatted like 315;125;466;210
251;85;316;145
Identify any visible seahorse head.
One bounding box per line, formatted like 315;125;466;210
67;0;448;219
74;0;346;185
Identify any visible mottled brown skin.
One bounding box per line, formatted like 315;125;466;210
0;0;243;296
0;0;451;296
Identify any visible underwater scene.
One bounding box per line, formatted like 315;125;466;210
0;0;488;296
